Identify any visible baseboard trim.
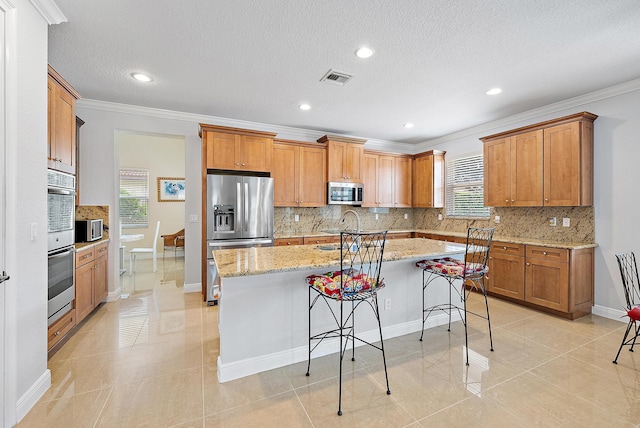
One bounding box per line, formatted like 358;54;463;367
106;286;121;302
217;311;459;383
183;282;201;293
17;369;51;422
592;304;626;323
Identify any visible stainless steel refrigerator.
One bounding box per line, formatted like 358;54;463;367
206;174;274;303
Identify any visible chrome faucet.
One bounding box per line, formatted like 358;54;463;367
340;209;361;233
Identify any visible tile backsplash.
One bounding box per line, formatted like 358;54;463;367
275;205;594;243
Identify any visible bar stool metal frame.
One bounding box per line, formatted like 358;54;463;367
305;230;389;416
613;252;640;364
416;227;495;365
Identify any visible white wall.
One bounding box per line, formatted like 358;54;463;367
117;131;185;251
11;1;50;421
75;108;202;294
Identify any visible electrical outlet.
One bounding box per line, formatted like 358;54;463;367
548;217;557;227
375;213;379;220
189;214;198;222
404;213;408;219
384;298;391;310
294;215;299;222
562;217;570;227
494;215;500;224
30;223;37;241
438;213;443;221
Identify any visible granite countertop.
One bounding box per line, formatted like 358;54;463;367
213;238;465;278
275;229;596;250
75;238;110;251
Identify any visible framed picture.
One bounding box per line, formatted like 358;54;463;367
157;177;185;202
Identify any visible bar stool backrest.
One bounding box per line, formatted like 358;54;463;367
340;231;388;297
463;227;496;279
616;252;640;310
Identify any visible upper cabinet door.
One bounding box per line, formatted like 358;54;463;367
377;155;394;207
483;138;512;207
206;132;238;170
362;153;378;207
511;130;543;206
394;157;412;207
544;121;591;206
239;135;273;172
48;67;80;175
412;151;444;208
272;143;299;207
298;146;326;207
344;143;363;182
321;136;365;182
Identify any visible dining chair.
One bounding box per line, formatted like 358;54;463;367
129;220;161;274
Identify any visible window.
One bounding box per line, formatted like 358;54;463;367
445;154;490;218
120;169;149;228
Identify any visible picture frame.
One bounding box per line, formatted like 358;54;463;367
157;177;185;202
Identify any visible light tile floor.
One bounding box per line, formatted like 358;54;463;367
19;257;640;427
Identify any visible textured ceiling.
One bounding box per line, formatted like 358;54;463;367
48;0;640;145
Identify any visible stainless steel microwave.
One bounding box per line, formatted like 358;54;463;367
75;219;103;242
327;182;364;205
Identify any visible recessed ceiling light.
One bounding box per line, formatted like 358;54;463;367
299;104;311;111
403;123;415;128
355;46;375;59
486;88;502;95
131;72;152;82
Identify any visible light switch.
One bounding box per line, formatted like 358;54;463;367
30;223;37;241
404;213;408;219
189;214;198;223
562;218;570;227
375;213;379;220
294;215;299;222
438;213;443;221
494;216;500;224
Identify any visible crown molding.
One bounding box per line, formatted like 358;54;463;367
29;0;66;24
414;77;640;152
0;0;15;12
77;98;409;150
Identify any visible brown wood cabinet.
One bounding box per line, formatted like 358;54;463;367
482;112;596;207
47;308;75;352
386;232;412;240
487;242;525;300
303;236;341;245
363;151;412;208
48;65;80;175
319;135;365;182
412;150;445;208
274;237;304;246
273;139;326;207
201;124;276;173
484;242;594;319
75;241;109;324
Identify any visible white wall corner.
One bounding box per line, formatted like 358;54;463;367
16;369;50;422
28;0;66;25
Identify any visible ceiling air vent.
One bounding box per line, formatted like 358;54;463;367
320;69;354;86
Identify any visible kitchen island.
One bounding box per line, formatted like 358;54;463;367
212;238;466;382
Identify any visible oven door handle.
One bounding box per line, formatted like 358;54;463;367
47;188;76;196
49;248;74;258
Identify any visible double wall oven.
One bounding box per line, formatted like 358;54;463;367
47;169;75;326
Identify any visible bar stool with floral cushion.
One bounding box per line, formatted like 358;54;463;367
415;227;495;365
305;230;389;416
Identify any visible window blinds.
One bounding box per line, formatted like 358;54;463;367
445;154;490;218
120;169;149;227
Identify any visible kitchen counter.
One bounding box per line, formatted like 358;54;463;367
213;237;465;278
213;237;466;383
274;229;596;250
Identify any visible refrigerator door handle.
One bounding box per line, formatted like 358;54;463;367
236;182;241;232
244;182;249;232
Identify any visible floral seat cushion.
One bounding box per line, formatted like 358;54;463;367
415;257;487;277
305;270;384;299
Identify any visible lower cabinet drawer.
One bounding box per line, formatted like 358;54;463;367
48;308;75;351
274;238;304;246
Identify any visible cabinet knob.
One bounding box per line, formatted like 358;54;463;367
54;331;60;336
511;199;515;202
242;163;245;166
503;246;507;250
545;198;549;202
543;251;547;255
505;200;509;203
526;262;530;266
